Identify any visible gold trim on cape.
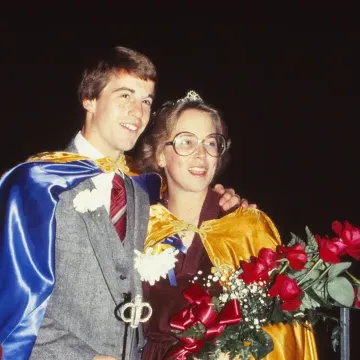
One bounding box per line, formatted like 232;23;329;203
27;151;130;174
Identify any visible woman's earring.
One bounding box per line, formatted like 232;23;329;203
158;154;166;168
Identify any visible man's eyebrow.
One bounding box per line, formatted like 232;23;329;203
112;87;134;94
112;87;154;99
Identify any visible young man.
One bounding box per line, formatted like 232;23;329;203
0;47;244;360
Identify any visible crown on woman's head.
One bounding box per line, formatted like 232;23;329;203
151;90;204;117
176;90;203;103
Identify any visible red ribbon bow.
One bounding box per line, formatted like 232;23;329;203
166;283;242;360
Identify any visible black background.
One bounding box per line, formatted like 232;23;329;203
1;11;359;359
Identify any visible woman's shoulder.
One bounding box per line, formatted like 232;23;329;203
210;207;282;246
226;207;274;224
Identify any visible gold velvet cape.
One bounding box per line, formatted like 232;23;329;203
145;204;318;359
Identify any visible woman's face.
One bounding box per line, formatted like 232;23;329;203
160;108;219;195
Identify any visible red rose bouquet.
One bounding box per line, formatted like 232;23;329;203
167;221;360;360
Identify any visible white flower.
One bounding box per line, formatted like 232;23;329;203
73;189;104;213
134;247;179;285
219;293;229;303
250;285;258;293
217;352;230;360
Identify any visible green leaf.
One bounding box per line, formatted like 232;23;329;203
290;268;307;280
306;288;332;309
331;325;341;352
211;296;222;313
270;298;285;323
305;226;318;251
249;330;274;359
306;260;326;272
327;276;355;307
300;292;321;311
312;281;332;303
305;309;321;326
298;269;321;282
287;236;296;247
328;262;352;279
290;232;306;248
177;322;205;340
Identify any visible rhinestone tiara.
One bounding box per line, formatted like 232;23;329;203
176;90;203;103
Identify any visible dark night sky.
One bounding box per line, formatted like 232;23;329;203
1;17;360;359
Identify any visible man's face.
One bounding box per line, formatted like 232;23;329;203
83;72;155;158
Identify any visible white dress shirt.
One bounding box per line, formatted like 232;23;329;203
74;131;123;214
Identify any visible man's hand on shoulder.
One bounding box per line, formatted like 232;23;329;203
213;184;257;212
93;355;118;360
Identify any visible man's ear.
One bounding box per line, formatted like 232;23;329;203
82;98;97;113
157;152;166;168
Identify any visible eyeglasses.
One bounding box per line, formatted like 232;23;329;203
165;132;228;157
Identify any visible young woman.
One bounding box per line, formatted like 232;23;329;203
137;91;318;360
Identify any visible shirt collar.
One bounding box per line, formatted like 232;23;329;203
74;131;105;159
73;131;125;179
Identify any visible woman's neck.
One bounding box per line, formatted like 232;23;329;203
167;188;208;226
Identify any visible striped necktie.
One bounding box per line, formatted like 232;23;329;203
110;173;127;241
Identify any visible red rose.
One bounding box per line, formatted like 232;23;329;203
316;235;347;263
240;257;270;285
332;221;360;260
277;244;308;271
258;248;277;270
354;288;360;309
268;274;303;311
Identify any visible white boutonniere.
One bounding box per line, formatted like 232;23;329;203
134;247;179;286
73;188;104;213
